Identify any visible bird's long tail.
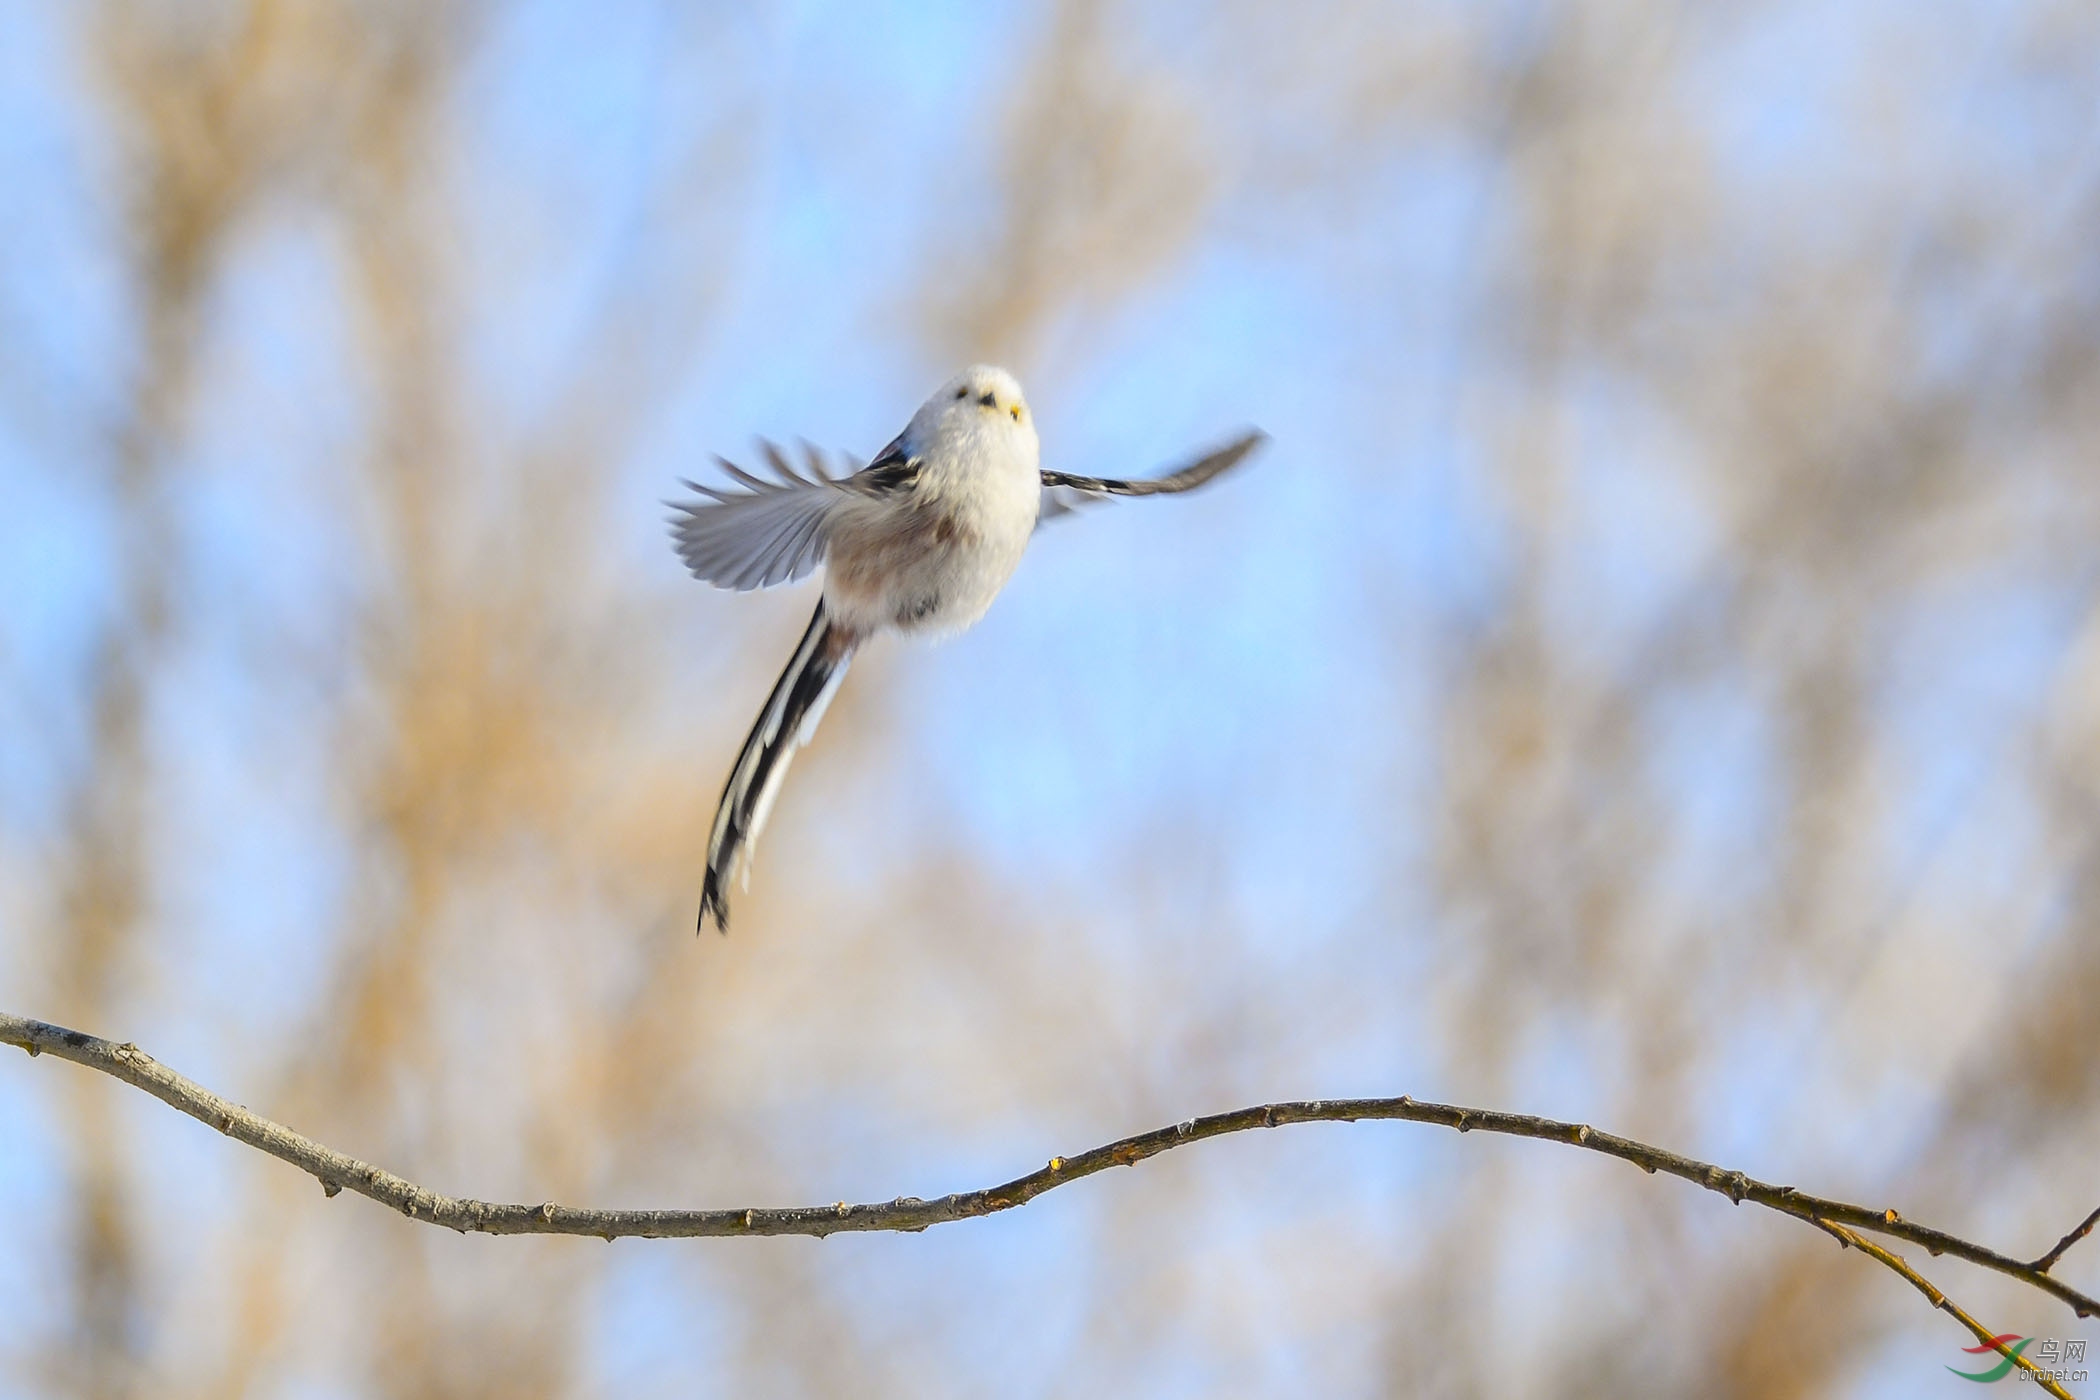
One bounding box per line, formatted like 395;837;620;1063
700;600;858;933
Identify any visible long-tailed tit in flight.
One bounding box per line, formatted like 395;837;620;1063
670;365;1264;933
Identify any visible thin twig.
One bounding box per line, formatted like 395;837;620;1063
1814;1218;2077;1400
2036;1206;2100;1275
4;1009;2094;1330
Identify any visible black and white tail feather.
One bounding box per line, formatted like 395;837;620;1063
698;599;857;933
670;366;1264;935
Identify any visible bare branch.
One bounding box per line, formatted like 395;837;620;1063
2035;1206;2100;1276
5;1009;2093;1338
1813;1218;2077;1400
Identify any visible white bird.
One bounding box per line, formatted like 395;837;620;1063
670;365;1264;932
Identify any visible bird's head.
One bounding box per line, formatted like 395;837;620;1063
911;364;1037;456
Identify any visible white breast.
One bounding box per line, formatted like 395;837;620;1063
821;413;1041;638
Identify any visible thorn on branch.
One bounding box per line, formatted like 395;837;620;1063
321;1179;341;1198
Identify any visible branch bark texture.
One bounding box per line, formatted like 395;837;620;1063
5;1009;2093;1341
1813;1219;2077;1399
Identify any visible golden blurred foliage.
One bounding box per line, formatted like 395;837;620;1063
4;0;2099;1395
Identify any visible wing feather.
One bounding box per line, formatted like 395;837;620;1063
1037;429;1266;525
669;439;847;591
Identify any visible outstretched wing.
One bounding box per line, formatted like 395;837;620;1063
1038;428;1267;523
669;441;856;591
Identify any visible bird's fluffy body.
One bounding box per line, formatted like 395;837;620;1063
823;365;1041;637
670;364;1262;932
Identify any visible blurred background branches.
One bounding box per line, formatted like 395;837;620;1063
2;1;2098;1396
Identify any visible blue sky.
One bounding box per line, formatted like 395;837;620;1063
4;1;2098;1394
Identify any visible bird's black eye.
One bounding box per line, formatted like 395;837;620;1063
978;391;997;408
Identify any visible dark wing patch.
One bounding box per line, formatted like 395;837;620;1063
850;434;922;496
